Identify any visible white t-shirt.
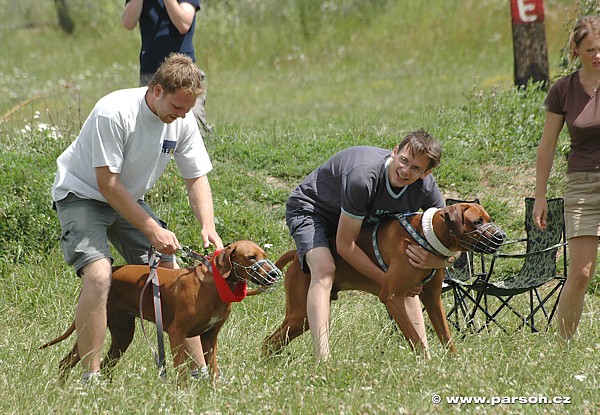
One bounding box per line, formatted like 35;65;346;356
52;87;212;202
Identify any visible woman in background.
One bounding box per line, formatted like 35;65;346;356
533;15;600;340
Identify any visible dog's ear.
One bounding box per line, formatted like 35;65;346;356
443;204;465;238
215;245;234;279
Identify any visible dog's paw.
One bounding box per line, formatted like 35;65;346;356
190;366;210;381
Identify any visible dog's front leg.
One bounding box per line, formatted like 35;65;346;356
201;332;220;380
384;293;430;358
421;270;456;353
167;330;190;386
379;261;430;357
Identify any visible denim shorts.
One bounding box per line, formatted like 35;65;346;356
54;193;174;275
564;171;600;239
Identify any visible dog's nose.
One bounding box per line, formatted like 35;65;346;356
478;225;506;252
488;230;507;251
247;259;283;287
264;268;283;285
494;230;507;243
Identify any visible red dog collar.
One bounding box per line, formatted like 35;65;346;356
210;250;247;303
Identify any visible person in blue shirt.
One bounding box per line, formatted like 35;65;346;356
123;0;211;134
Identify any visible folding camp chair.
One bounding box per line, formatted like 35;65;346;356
456;197;568;333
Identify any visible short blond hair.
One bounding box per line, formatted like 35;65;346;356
148;53;205;96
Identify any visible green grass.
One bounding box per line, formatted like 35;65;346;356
1;0;600;413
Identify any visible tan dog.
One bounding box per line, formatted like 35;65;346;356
263;203;506;357
40;240;281;382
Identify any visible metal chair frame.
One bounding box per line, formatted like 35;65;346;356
443;198;567;334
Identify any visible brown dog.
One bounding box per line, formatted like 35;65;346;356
263;203;506;357
40;240;281;382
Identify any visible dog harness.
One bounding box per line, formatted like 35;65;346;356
371;210;456;286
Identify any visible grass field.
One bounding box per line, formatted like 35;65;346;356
1;0;600;413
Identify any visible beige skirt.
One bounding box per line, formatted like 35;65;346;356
564;171;600;239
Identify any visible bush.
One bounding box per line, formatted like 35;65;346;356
437;82;554;163
0;152;57;263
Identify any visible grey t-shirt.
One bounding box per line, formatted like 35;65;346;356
287;146;444;224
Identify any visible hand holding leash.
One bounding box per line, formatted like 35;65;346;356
148;227;181;255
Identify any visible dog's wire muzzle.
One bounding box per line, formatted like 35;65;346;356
458;222;506;253
179;245;283;291
231;259;283;289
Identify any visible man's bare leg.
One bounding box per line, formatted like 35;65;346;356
76;258;112;378
305;247;336;363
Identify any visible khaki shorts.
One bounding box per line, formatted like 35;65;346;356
564;171;600;239
54;193;173;275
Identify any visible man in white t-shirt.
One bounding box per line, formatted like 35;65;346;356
52;53;222;384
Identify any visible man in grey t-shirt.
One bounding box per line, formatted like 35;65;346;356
286;130;453;362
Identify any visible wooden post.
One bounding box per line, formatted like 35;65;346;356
55;0;75;34
510;0;549;88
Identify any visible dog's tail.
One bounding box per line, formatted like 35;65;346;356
38;321;76;349
274;250;297;271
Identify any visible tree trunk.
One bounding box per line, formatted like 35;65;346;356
512;22;549;88
55;0;75;34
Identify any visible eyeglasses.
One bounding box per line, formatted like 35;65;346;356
397;155;426;176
